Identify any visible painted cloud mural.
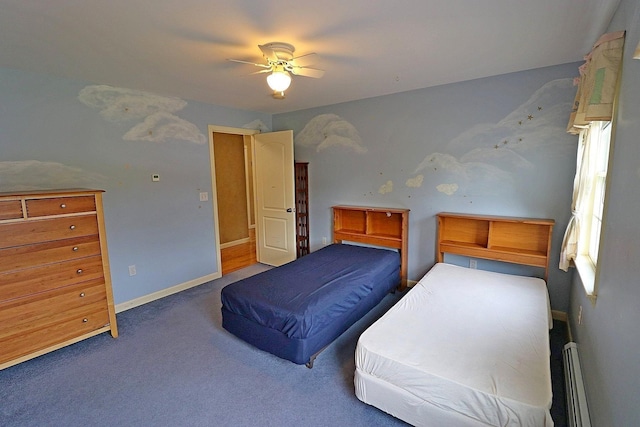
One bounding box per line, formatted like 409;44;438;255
410;78;576;195
405;174;424;188
0;160;107;192
243;119;271;133
378;180;393;194
123;111;205;144
78;85;206;144
295;114;367;153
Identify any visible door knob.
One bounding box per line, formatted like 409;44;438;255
286;208;292;212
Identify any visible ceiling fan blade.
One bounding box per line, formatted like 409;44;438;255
290;52;318;67
227;58;270;68
291;66;325;78
251;69;272;75
258;44;279;62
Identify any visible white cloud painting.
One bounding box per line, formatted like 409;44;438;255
78;85;206;144
378;180;393;194
295;114;367;153
0;160;107;192
243;119;271;133
437;183;459;195
405;174;424;188
123;111;205;144
414;78;576;195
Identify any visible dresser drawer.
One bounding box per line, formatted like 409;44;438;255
0;215;99;250
25;196;96;217
0;255;105;302
0;280;107;339
0;189;117;370
0;200;23;221
0;235;101;274
0;303;110;365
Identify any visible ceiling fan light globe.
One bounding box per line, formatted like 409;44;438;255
267;70;292;92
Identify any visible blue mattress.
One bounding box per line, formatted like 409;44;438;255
221;244;400;365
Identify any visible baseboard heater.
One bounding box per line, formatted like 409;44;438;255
563;342;591;427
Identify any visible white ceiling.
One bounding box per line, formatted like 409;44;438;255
0;0;620;114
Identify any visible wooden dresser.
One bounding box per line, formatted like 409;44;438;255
0;189;118;370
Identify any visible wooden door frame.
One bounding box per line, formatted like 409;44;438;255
243;137;256;231
208;125;259;276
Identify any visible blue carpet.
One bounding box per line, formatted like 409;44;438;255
1;265;567;426
0;265;407;427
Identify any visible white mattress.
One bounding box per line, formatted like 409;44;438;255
355;263;553;427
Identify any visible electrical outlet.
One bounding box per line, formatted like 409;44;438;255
199;192;208;202
128;265;137;276
578;305;583;325
469;259;477;269
322;236;327;245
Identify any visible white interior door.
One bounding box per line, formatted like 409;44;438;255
253;130;296;266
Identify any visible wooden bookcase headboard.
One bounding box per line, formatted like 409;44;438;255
333;205;409;289
437;212;554;281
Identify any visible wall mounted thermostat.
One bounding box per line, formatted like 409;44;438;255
152;174;160;182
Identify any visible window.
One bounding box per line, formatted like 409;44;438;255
571;121;612;297
561;30;624;302
585;121;610;264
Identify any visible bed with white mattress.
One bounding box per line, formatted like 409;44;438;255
354;213;555;427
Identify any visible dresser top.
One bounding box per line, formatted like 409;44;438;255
0;189;104;199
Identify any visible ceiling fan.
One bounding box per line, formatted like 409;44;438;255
228;42;324;99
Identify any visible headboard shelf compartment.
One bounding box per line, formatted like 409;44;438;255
437;212;554;280
334;208;366;235
333;205;409;289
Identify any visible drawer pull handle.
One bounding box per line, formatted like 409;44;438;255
60;203;67;208
69;225;76;230
72;246;79;252
82;318;88;323
79;292;85;297
76;269;83;274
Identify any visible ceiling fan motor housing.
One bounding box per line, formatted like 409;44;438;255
262;42;295;63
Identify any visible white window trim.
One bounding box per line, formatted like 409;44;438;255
574;121;614;305
574;254;597;304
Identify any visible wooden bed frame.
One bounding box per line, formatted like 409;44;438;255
333;205;409;289
354;212;557;426
437;212;555;280
221;205;410;368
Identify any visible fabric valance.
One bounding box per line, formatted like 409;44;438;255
567;31;625;134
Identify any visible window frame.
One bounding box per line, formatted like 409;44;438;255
574;120;613;301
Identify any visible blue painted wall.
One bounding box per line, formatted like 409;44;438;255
0;62;584;314
3;6;640;420
569;0;640;425
0;68;271;305
274;63;579;311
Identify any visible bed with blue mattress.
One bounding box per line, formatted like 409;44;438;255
221;205;408;367
221;243;401;367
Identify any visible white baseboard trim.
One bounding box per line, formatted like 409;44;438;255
220;237;250;249
551;310;573;341
406;280;418;288
551;310;568;322
115;272;222;313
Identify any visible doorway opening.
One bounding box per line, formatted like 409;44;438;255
209;126;296;275
220;228;257;274
209;127;258;275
